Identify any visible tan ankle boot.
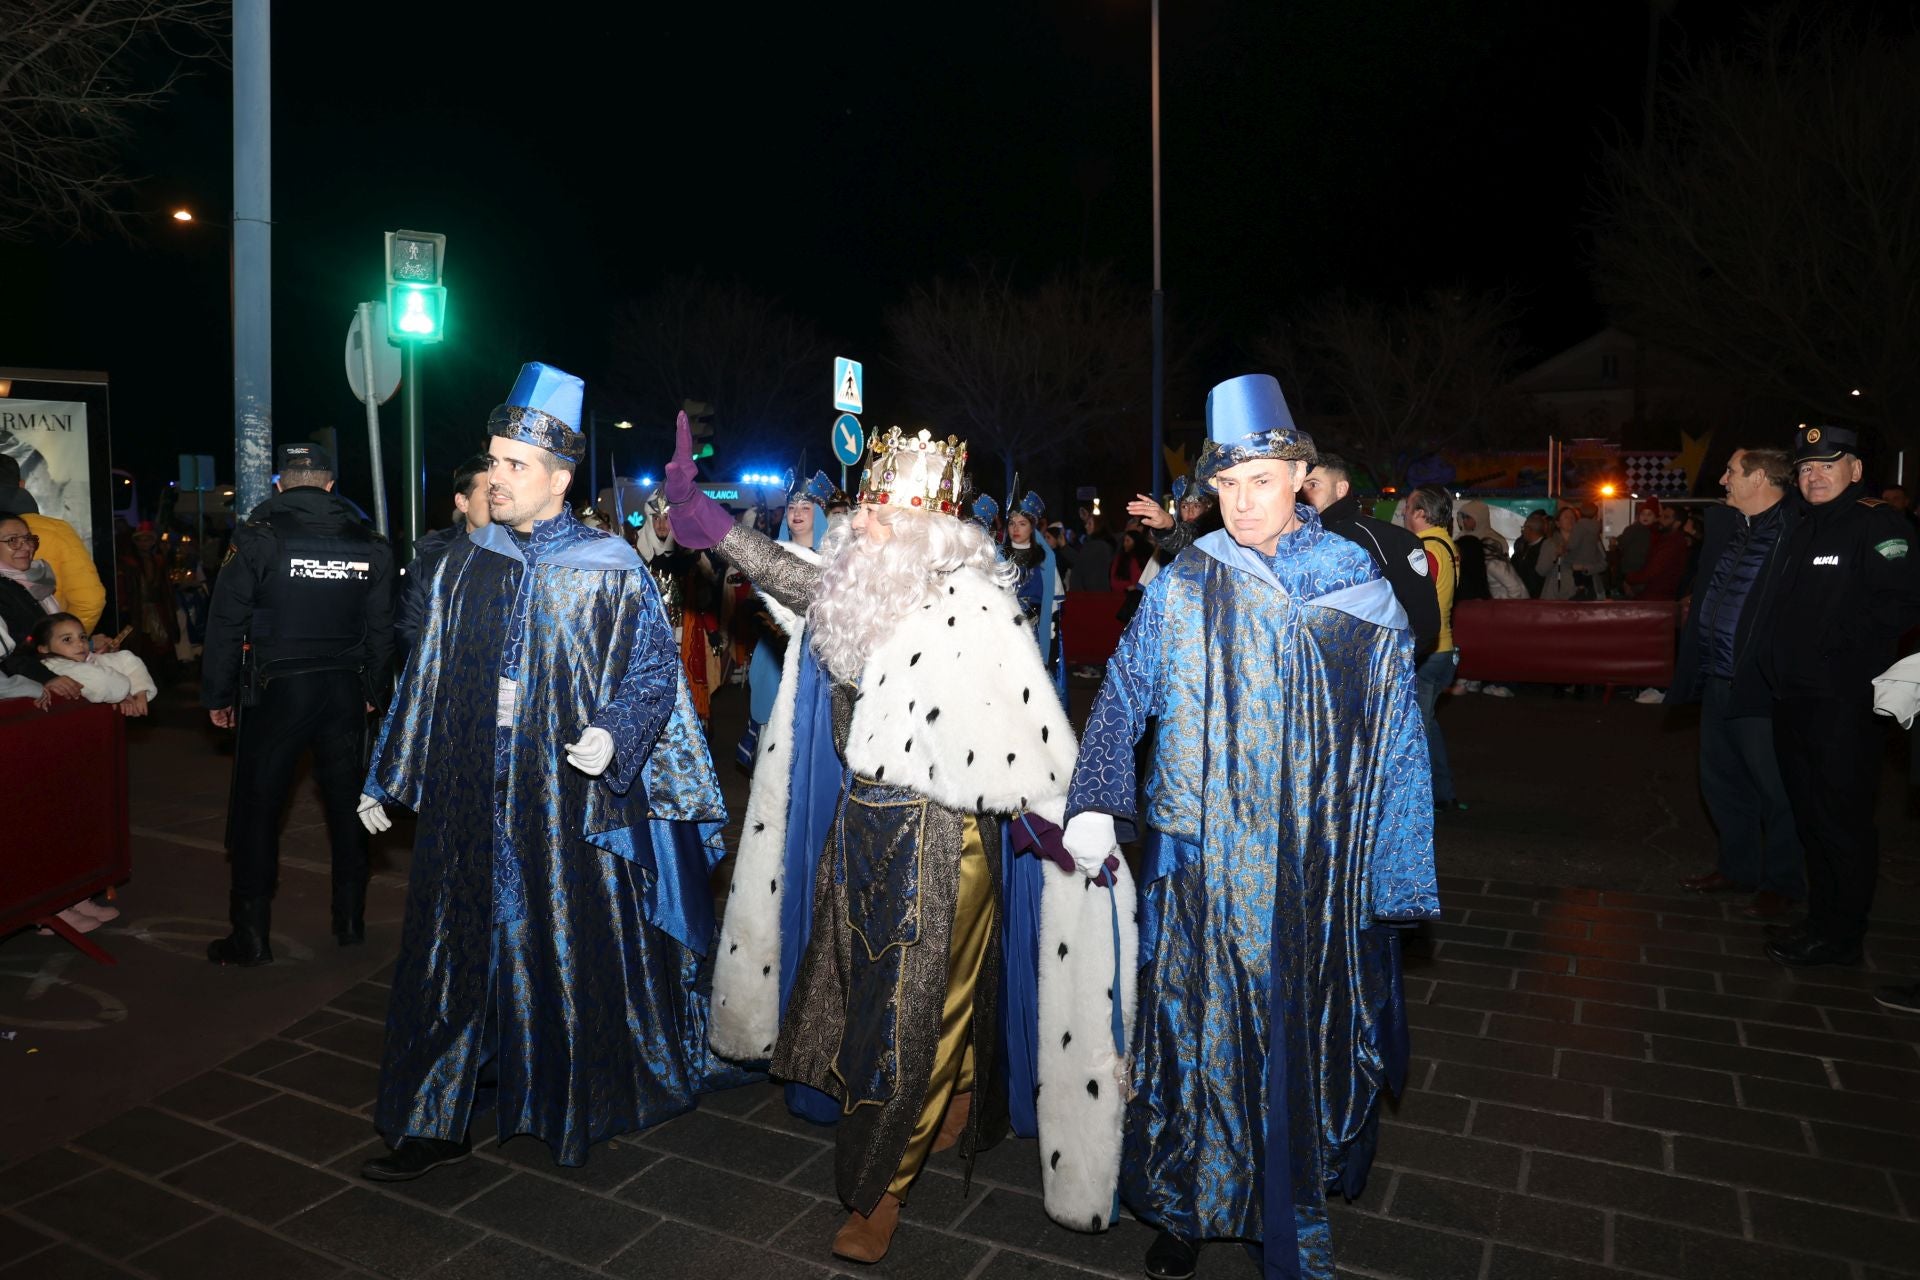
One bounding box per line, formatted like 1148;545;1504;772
931;1089;972;1154
831;1192;902;1264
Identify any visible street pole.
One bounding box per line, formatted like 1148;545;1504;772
355;301;390;536
1149;0;1166;502
402;342;422;554
588;409;599;512
232;0;273;519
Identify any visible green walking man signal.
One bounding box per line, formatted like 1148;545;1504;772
385;229;448;344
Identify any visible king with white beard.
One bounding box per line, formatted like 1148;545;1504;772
663;418;1135;1265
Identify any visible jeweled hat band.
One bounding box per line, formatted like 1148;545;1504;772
856;426;968;516
487;404;586;465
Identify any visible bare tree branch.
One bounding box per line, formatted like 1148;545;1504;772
0;0;226;240
607;273;836;467
884;260;1151;494
1253;288;1527;488
1591;8;1920;447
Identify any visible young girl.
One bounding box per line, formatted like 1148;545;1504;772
29;613;157;716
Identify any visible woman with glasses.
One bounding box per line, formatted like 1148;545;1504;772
0;515;83;701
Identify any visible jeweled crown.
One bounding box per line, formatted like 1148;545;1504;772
856;427;968;516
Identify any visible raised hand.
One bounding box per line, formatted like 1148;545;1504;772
1127;495;1174;531
664;411;699;504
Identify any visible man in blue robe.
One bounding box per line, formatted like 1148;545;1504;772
355;363;747;1180
1062;374;1439;1280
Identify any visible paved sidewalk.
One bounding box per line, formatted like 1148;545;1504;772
4;873;1917;1279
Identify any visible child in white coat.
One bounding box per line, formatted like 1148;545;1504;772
29;613;157;715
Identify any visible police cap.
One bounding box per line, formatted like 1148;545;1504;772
277;442;334;473
1792;424;1859;465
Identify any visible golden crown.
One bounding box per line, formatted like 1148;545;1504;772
856;427;968;516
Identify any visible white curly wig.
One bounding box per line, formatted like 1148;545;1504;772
810;505;1017;681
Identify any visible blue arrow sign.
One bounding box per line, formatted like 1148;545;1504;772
833;356;864;414
831;413;864;467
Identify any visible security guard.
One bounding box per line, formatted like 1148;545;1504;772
203;443;394;966
1762;424;1920;967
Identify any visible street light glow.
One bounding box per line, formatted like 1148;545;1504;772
1599;482;1618;497
615;420;633;430
1850;389;1863;397
171;209;194;222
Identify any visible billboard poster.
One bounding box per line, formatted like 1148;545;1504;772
0;398;93;551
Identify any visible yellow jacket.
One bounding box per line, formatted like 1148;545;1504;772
22;512;106;633
1415;526;1456;653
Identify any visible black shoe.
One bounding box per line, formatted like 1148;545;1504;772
206;894;273;967
332;876;367;946
1764;920;1808;941
1872;983;1920;1015
1765;933;1862;968
360;1135;472;1182
1144;1230;1198;1280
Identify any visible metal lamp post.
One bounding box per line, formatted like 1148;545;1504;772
1149;0;1165;502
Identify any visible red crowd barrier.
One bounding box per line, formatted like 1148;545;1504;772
0;699;131;963
1452;599;1678;702
1062;590;1130;666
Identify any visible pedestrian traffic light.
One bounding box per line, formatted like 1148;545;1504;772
385;229;448;345
682;399;716;460
387;283;447;343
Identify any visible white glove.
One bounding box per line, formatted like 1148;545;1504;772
564;727;616;777
357;793;391;834
1061;811;1118;878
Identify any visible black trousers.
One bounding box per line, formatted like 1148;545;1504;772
1772;696;1885;946
230;669;369;903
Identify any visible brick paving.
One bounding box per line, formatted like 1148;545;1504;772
4;874;1917;1278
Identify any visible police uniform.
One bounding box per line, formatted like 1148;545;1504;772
1762;425;1920;966
203;444;394;965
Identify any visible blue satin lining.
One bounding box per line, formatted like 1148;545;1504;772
472;519;643;571
999;826;1043;1139
587;819;722;958
780;644;845;1124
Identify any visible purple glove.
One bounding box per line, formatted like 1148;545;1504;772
1013;811;1118;884
663;412;736;550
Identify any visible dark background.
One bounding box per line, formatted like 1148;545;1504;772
0;0;1782;510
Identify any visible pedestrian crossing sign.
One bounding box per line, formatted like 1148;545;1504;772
833;357;864;414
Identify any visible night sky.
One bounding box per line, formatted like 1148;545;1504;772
0;0;1782;511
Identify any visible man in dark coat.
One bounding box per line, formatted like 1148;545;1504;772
395;453;489;654
1301;454;1441;660
1668;448;1802;919
1761;425;1920;967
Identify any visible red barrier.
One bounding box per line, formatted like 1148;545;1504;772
0;699;131;963
1452;599;1678;702
1062;590;1130;665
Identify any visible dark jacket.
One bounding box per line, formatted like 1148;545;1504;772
396;523;462;655
1670;498;1798;714
1321;493;1442;659
201;487;394;709
0;577;56;683
1764;482;1920;702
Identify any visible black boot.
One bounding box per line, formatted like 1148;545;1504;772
206;894;273;966
331;876;366;947
1144;1230;1199;1280
361;1134;472;1182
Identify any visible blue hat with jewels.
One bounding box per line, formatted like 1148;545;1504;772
1015;490;1045;522
789;469;835;507
1194;373;1316;491
968;492;1000;531
488;362;586;465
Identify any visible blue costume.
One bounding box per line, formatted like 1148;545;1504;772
1064;375;1438;1278
367;364;748;1166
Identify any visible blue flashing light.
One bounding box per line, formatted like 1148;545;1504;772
638;474;655;486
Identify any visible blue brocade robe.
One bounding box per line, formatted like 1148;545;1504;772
367;510;750;1166
1065;513;1439;1278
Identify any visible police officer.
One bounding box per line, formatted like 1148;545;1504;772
1763;424;1920;967
203;444;394;966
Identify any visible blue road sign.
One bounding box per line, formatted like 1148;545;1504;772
833;356;864;414
832;413;865;467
